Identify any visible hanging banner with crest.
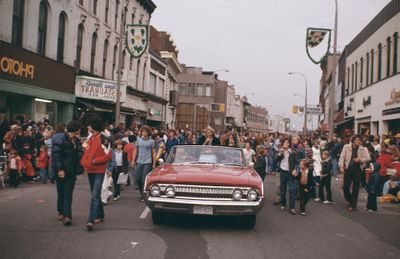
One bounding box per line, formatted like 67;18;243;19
305;27;331;64
126;24;149;58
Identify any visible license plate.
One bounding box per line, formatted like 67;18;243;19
193;206;213;215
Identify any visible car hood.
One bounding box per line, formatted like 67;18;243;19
146;164;260;188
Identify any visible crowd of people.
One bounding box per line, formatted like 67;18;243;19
1;117;400;229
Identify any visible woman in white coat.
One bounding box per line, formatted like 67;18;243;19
312;139;322;201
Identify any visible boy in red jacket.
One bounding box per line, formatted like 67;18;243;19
81;119;112;231
377;143;393;195
37;145;49;183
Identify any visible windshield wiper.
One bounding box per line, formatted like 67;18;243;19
181;161;215;165
221;163;243;167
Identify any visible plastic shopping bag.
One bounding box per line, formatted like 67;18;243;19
101;174;113;204
117;173;128;185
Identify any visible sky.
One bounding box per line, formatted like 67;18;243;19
151;0;391;131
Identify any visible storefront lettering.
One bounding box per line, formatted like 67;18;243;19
0;56;34;79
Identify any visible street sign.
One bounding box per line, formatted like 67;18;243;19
307;106;322;115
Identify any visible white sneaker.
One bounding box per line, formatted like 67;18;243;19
280;206;286;211
314;198;321;202
301;212;307;216
323;200;332;205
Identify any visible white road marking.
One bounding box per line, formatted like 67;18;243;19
139;207;151;219
122;242;139;254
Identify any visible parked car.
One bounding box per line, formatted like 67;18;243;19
144;145;265;229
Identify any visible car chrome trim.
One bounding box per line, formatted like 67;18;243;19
147;196;264;206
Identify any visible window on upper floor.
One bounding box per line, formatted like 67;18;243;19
394;32;398;74
75;23;84;69
105;0;109;23
93;0;97;15
370;49;374;84
366;53;370;87
90;32;97;74
351;64;354;93
188;84;196;96
57;12;67;63
360;58;363;88
355;62;358;92
377;43;382;81
131;13;135;24
102;39;108;77
121;50;126;69
12;0;24;47
158;78;165;97
205;84;212;96
387;37;391;78
115;0;119;30
179;83;188;96
79;0;84;6
150;73;157;94
112;44;118;80
346;67;350;95
129;55;134;70
136;59;140;88
37;1;48;55
197;84;204;96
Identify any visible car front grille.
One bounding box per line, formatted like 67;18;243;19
158;184;251;201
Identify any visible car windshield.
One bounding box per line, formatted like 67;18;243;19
167;146;245;167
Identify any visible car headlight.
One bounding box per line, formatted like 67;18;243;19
232;189;243;201
247;189;258;201
150;185;161;197
165;186;176;198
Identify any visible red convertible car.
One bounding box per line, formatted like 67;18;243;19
144;145;265;229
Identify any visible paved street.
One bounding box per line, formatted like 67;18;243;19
0;175;399;259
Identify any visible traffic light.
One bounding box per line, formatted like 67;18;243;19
292;105;298;114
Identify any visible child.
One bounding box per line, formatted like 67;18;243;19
36;145;49;183
108;140;128;201
319;150;333;204
254;145;267;181
7;149;22;188
298;159;313;215
366;144;381;212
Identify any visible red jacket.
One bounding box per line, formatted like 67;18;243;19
81;133;111;173
36;150;48;169
377;152;393;177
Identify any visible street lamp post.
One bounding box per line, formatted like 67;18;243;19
289;72;308;136
115;0;126;126
328;0;339;135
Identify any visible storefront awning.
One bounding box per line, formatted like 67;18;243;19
77;100;114;113
335;117;354;127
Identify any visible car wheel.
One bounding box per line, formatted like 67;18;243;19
242;215;256;229
152;210;166;225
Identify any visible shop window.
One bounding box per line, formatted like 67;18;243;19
90;32;97;74
377;43;382;81
393;32;398;74
37;1;48;55
75;23;84;69
57;12;67;63
12;0;24;47
102;39;109;77
105;0;109;23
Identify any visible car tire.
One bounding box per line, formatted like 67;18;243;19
242;215;256;229
152;211;166;225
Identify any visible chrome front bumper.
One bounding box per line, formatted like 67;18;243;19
145;194;265;216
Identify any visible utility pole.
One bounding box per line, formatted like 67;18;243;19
115;0;125;126
328;0;338;135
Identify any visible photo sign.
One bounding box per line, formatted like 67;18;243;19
75;76;126;102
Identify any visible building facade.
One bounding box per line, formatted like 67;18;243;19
343;0;400;136
0;0;157;127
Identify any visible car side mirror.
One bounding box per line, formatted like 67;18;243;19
158;158;164;165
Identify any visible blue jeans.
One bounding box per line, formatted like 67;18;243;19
331;157;339;176
135;163;152;194
39;168;47;183
56;176;76;218
280;170;296;209
87;173;105;223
